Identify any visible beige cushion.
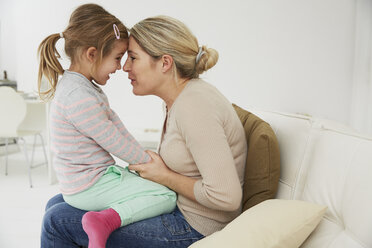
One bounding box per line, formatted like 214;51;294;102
190;199;327;248
232;104;281;211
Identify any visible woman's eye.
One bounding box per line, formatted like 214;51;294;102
130;56;136;61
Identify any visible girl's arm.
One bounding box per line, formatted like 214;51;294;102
62;90;150;164
110;109;141;146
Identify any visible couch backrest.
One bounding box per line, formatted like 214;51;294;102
252;109;372;248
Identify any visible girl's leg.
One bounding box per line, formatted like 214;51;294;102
110;167;177;226
82;208;121;248
63;166;176;248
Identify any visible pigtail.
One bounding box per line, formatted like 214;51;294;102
37;33;64;101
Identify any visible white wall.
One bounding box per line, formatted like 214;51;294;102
350;0;372;135
0;0;358;132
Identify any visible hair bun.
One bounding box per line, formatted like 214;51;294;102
195;46;219;75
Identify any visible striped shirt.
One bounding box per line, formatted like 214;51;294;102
50;70;150;195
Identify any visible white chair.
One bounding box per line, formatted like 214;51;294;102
0;86;48;187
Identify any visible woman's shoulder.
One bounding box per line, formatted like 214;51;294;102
173;79;232;118
185;78;218;93
178;79;224;104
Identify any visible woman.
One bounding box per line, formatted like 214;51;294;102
41;15;247;248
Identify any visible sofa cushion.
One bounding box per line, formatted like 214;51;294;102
249;110;372;247
190;199;327;248
232;104;280;211
297;125;372;248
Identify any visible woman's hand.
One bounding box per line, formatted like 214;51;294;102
129;150;198;202
128;150;172;185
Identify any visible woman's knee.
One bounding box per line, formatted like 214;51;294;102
45;193;64;211
41;203;88;246
42;204;61;239
42;202;68;233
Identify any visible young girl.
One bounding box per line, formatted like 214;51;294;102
37;4;176;248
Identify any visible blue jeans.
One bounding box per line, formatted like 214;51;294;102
41;194;204;248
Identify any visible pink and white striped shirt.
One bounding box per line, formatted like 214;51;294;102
50;71;150;195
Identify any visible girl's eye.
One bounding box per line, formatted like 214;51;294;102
130;56;136;61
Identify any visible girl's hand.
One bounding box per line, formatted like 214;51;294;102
128;150;172;185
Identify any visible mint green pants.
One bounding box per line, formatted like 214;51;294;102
63;166;177;226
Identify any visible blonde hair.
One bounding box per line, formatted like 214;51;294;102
130;15;218;80
37;4;128;100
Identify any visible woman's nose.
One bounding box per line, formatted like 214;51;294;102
123;59;130;72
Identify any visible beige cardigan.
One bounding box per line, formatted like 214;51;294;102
159;79;247;236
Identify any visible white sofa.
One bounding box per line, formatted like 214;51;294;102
192;109;372;248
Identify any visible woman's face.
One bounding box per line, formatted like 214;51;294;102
123;37;163;96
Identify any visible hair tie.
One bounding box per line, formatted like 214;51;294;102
113;24;120;39
195;47;206;64
59;32;64;38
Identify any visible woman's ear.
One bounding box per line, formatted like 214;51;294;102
161;55;173;73
85;47;97;63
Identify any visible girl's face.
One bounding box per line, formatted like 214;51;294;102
123;37;163;96
93;40;128;85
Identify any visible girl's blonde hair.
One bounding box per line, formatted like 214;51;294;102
130;16;218;81
37;4;128;100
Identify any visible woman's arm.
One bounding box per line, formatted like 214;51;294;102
129;151;197;202
172;94;243;211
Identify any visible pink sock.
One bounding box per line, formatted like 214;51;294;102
82;208;121;248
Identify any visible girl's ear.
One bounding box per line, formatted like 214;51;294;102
161;55;173;73
85;47;97;63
